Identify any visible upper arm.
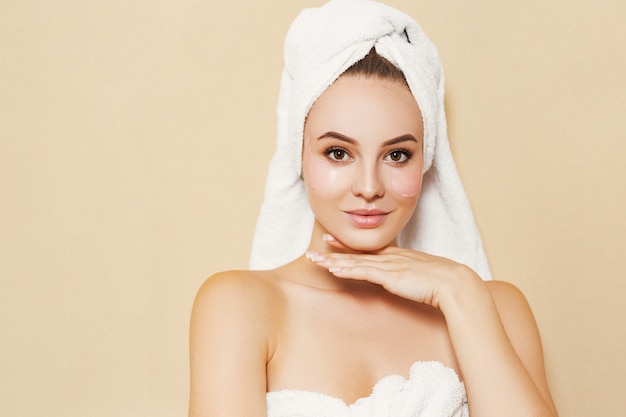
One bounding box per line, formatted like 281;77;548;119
487;280;558;415
189;271;277;417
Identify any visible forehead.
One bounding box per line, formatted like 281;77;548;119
305;75;423;143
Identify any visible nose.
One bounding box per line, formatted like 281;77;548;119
352;161;385;200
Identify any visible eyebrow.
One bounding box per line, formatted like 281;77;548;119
317;131;419;147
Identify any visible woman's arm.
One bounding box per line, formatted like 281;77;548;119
189;271;274;417
308;244;558;417
443;276;558;417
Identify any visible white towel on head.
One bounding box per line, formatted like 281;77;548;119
249;0;492;280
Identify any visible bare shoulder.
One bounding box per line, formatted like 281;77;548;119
485;280;529;308
189;269;285;416
483;280;542;343
194;269;283;311
191;269;286;340
484;279;557;410
484;280;536;326
485;279;558;410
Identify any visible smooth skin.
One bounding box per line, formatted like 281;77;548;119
189;76;558;417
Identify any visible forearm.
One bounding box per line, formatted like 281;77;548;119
440;273;558;417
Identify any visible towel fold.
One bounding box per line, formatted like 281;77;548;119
266;361;468;417
249;0;491;280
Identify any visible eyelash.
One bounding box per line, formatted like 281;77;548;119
385;148;413;164
324;147;352;162
323;147;413;164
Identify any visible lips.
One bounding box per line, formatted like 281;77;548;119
344;209;390;228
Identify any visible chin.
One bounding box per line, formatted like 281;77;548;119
334;232;396;253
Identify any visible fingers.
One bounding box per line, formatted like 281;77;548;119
306;251;394;286
306;249;395;268
322;233;351;251
304;235;477;308
305;249;406;292
307;250;433;302
327;265;391;287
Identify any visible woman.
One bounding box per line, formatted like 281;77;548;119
189;1;558;416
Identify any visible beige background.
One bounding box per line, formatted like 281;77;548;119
1;0;624;416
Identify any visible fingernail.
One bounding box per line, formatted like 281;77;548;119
306;251;325;262
329;266;341;273
322;234;335;242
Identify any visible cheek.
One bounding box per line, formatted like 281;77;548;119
303;141;338;190
389;165;422;198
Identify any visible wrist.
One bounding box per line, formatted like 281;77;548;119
438;265;492;316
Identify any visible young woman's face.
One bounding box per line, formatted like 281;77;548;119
302;75;424;251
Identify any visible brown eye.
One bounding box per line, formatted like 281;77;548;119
325;147;350;162
389;151;403;161
385;149;412;163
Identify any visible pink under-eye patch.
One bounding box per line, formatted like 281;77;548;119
303;140;338;190
390;164;422;198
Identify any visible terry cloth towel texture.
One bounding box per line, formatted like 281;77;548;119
249;0;492;280
266;361;468;417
